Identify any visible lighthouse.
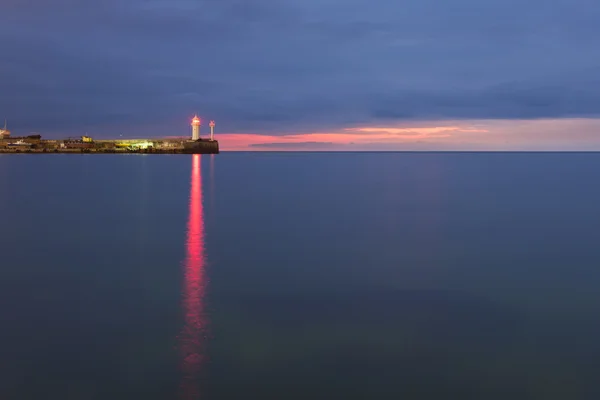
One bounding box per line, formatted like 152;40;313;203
209;120;215;141
191;115;201;141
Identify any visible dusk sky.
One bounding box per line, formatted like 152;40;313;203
2;0;600;150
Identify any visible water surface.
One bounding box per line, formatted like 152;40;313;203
1;152;600;399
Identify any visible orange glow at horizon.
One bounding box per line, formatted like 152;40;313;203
180;154;207;399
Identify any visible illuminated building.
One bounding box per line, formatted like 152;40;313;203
0;119;10;138
191;115;201;141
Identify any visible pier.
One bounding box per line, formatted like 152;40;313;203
0;137;219;154
0;116;220;154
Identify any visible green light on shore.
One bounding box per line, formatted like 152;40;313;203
128;141;154;150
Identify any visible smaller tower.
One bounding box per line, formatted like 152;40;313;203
209;120;215;141
191;115;201;141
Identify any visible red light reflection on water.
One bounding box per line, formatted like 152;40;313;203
180;154;208;399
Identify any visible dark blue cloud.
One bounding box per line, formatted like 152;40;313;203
1;0;600;136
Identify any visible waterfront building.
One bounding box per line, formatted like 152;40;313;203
0;120;10;138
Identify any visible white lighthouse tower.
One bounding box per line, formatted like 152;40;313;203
209;120;215;141
191;115;201;140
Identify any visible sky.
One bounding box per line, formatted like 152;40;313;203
1;0;600;150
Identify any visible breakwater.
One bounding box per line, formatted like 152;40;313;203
0;137;219;154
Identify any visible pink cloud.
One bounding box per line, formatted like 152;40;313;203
217;123;488;150
351;126;480;135
214;118;600;151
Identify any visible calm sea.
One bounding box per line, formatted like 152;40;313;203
1;152;600;399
